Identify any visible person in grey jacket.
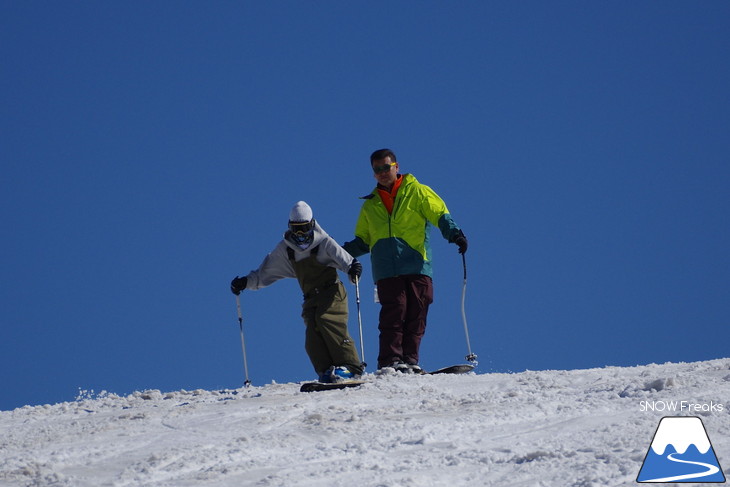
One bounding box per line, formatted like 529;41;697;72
230;201;363;383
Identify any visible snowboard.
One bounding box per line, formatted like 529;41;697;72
300;379;367;393
428;364;475;375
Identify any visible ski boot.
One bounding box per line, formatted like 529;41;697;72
318;366;356;383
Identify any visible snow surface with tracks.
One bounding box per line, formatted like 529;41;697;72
2;358;729;486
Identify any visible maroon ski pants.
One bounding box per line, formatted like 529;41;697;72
376;274;434;368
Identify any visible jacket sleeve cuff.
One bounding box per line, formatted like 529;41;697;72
438;214;461;242
343;236;370;257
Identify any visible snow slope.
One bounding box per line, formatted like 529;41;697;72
1;359;729;487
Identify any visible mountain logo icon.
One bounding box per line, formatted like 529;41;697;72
637;416;726;483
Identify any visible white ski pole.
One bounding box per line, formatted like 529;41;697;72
461;253;478;365
235;295;252;387
354;276;367;369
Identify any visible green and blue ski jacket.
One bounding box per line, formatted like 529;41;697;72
343;173;462;282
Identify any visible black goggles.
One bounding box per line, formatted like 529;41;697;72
289;220;313;235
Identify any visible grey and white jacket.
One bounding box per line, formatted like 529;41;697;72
243;221;355;290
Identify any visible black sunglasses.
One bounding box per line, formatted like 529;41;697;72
372;162;396;174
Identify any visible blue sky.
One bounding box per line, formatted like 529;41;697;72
2;1;729;411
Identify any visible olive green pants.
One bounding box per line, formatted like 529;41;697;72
301;281;363;376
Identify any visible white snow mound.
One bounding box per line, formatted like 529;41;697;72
1;358;729;486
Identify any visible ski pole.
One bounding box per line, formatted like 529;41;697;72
235;294;252;387
354;276;367;369
461;253;478;365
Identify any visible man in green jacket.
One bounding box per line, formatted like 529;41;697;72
343;149;467;373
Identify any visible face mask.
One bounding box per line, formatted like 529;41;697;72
289;220;314;248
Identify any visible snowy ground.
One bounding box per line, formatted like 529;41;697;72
1;359;729;487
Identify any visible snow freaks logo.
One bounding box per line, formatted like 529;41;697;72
637;416;726;483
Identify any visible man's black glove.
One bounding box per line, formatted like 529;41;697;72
348;259;362;284
454;230;468;254
230;276;248;295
